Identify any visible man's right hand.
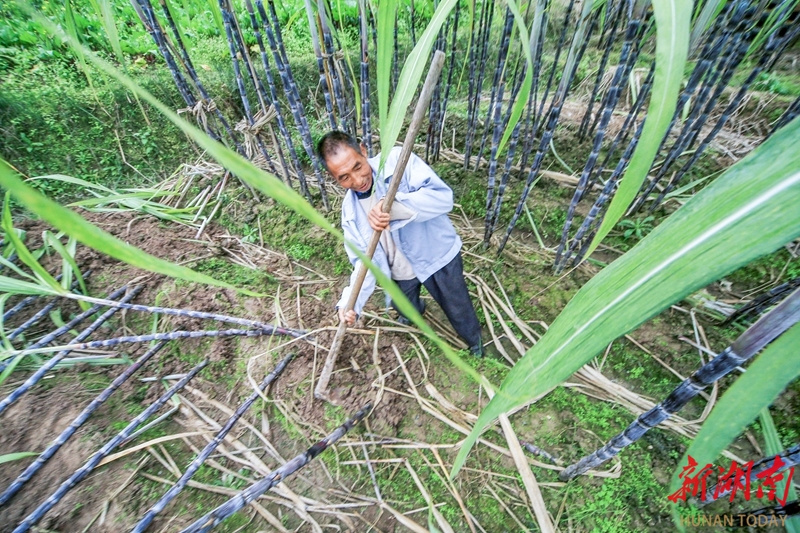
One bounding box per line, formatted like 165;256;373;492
338;307;357;326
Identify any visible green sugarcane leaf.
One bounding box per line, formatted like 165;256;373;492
0;276;60;297
376;0;397;133
0;452;38;465
206;0;225;35
496;0;534;156
42;232;89;301
0;162;264;297
451;116;800;478
87;0;124;64
68;191;178;207
64;0;94;90
381;0;458;169
16;4;491;390
31;174;116;194
0;251;37;282
759;408;800;533
689;0;726;52
583;0;691;261
668;323;800;530
2;193;64;295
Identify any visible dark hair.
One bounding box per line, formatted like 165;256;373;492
316;131;361;172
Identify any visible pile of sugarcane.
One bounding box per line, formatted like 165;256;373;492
0;271;370;532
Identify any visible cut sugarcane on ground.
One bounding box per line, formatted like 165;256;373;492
1;162;798;531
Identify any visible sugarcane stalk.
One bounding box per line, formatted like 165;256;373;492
154;0;234;145
577;0;623;140
531;0;577;140
318;0;351;132
31;294;307;336
12;327;300;359
7;277;86;341
0;340;169;506
305;0;337;129
244;0;308;192
725;277;800;325
481;8;514;246
632;3;752;211
260;0;331;211
433;0;459;162
568;122;646;265
498;0;593;255
559;288;800;481
769;95;800;136
652;25;790;209
738;498;800;520
359;0;372;155
517;0;548;176
521;440;561;465
474;7;514;172
0;285;131;376
464;0;495;168
462;0;483;169
132;352;295;532
314;51;447;403
0;287;143;416
11;359;208;533
555;7;645;270
563;64;654;266
134;0;196;107
179;402;372;533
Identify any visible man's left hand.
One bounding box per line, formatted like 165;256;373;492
368;199;390;232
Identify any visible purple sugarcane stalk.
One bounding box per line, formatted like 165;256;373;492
0;340;169;506
11;359;208;533
131;352;295;532
57;297;307;337
17;327;300;356
180;402;372;533
0;287;143;416
559;288;800;481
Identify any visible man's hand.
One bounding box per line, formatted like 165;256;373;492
368;199;390;232
338;307;357;326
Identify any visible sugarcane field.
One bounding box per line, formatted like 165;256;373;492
1;0;799;530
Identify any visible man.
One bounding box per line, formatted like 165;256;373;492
316;131;483;356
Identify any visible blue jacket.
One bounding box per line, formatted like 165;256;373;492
337;147;462;315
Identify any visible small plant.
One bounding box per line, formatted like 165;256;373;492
617;216;654;240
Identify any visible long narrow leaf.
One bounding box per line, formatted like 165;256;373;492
376;0;398;132
380;0;458;168
451;116;800;478
582;0;691;260
496;0;533;156
0;163;258;296
2;194;63;294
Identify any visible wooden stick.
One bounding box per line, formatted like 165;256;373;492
314;50;447;402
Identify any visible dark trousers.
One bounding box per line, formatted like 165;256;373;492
392;252;482;349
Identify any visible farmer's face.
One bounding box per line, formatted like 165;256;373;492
325;144;373;194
